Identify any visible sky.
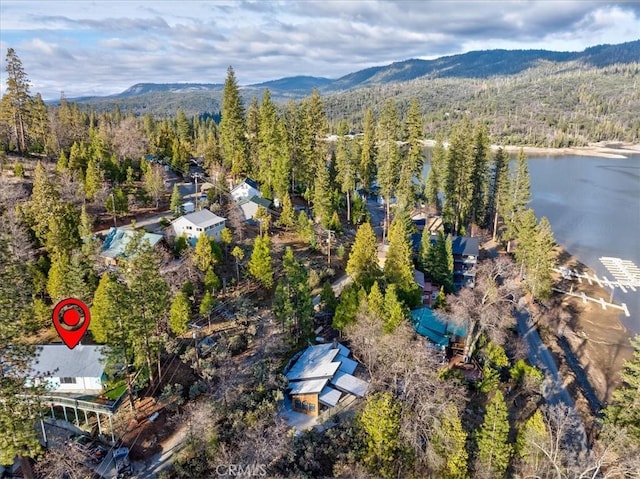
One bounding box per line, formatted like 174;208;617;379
1;1;639;100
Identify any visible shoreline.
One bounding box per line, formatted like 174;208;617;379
421;140;640;159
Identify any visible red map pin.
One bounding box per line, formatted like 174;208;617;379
52;298;91;349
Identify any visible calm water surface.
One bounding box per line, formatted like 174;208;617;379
526;154;640;333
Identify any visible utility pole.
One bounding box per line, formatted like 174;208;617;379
111;192;117;228
327;230;334;266
193;331;200;375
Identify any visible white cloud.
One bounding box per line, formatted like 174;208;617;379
0;0;638;99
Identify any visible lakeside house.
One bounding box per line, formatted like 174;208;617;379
284;341;369;417
171;209;226;243
28;344;107;394
411;233;479;290
100;227;164;267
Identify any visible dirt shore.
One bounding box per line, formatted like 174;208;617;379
541;247;635;406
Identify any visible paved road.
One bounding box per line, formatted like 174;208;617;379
515;306;587;448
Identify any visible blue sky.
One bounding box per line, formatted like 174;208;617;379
1;1;639;100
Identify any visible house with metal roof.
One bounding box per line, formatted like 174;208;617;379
284;341;369;417
171;209;226;243
411;307;467;349
100;227;164;267
28;344;107;394
230;178;261;203
238;195;273;222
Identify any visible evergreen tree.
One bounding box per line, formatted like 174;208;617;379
398;98;424;208
359;107;377;194
488;147;510;239
443;119;473;234
475;390;512;478
515;410;548;475
606;334;640;440
170;184;183;216
376;100;401;241
246;96;261;175
44;201;81;257
504;149;531;241
84;157;102;200
231;246;244;282
424;231;455;294
193;233;216;272
425;133;445;211
359;392;403;479
384;213;418;303
383;284;407;333
332;284;360;332
336;119;356;223
434;404;469;479
220;66;247;176
23;161;59;243
320;281;338;314
199;291;216;324
122;232;170;387
273;247;313;344
144;164;165;209
277;193;296;229
169;291;191;335
2;48;31;153
313;160;334;227
346;222;380;289
90;272;125;344
469;124;490;229
204;267;221;293
248;235;273;288
0;234;44;471
367;280;385;319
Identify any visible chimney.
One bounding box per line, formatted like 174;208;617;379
332;338;338;350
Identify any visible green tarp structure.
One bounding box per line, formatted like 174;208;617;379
411;307;467;347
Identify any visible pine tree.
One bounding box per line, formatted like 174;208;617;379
359;392;403;479
231;246;244;282
425;133;445;211
469;124;490;229
144;164;165;209
515;410;548;475
278;193;296;229
248;235;273;288
475;390;512;478
199;291;216;324
90;272;124;344
332;284;360;332
193;233;216;272
376;100;401;241
525;216;556;300
383;284;406;334
246;96;261;175
489;147;510;240
398;98;424;208
84;157;102;200
606;334;640;440
443;119;473;234
367;281;385;320
434;404;469;479
2;48;31;153
336;119;356;223
204;267;221;293
169;291;191;335
220;66;247;176
313;160;334;227
170;184;183;216
384;213;417;302
0;234;44;470
346;222;380;289
505;149;531;241
359;108;377;194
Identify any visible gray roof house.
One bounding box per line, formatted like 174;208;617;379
28;345;107;394
283;341;368;417
238;195;273;222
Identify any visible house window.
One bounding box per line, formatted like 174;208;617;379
309;404;316;412
294;399;302;409
60;377;76;384
186;226;192;230
196;227;202;232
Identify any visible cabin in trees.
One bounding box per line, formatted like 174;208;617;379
171;209;226;243
284;341;369;417
238;195;273;223
27;345;107;394
100;227;164;267
411;307;467;353
230;178;261;203
414;269;437;306
451;236;479;289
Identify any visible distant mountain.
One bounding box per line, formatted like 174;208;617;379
64;40;639;116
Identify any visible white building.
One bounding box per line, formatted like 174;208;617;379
28;345;106;394
171;209;226;242
230;178;261;203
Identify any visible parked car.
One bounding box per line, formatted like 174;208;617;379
67;434;107;463
113;447;132;478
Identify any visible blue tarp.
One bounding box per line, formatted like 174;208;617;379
411;307;467;347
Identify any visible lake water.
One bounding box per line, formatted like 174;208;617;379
422;152;640;333
526;154;640;333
